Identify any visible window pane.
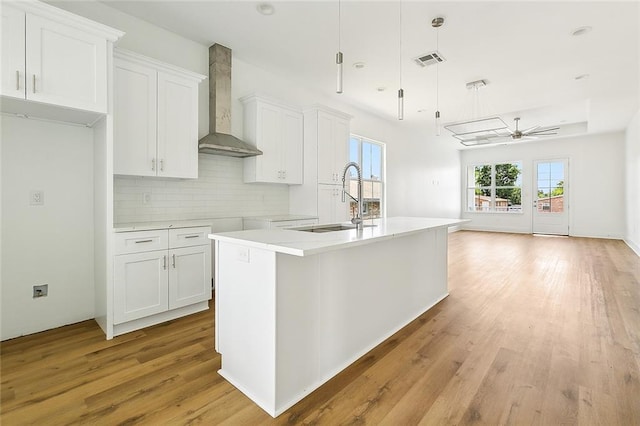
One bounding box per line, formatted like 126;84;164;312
474;165;492;187
495;162;522;187
362;142;372;180
370;143;382;180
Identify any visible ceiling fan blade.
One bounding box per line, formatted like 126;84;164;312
520;125;540;134
526;132;557;136
527;126;560;134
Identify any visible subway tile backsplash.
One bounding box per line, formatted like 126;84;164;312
114;155;289;224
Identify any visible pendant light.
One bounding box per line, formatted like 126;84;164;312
432;17;444;135
398;1;404;120
336;0;343;94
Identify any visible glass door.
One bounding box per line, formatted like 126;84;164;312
533;159;569;235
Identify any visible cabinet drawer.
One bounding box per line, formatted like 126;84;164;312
169;226;211;248
114;230;168;255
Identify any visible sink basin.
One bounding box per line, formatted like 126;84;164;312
293;223;377;233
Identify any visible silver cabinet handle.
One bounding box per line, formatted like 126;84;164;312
172;254;176;268
151;158;155;171
16;71;20;90
162;255;167;270
134;239;153;244
32;75;36;93
184;235;199;239
160;159;164;171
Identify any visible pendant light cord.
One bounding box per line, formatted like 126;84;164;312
399;1;402;89
436;27;439;112
338;0;341;52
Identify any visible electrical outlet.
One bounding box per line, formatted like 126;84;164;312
143;192;151;204
30;190;44;206
237;247;250;263
33;284;48;298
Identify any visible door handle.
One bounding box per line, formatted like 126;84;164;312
162;255;167;270
16;71;20;90
32;75;36;93
172;254;176;268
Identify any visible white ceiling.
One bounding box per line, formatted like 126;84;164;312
99;0;639;139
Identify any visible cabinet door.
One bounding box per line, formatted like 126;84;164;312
113;59;158;176
114;251;169;324
169;245;212;309
281;109;303;184
318;185;349;224
157;71;199;179
317;112;336;184
255;103;282;182
332;116;350;177
25;13;107;112
1;5;25;99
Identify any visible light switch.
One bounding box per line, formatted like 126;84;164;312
30;190;44;206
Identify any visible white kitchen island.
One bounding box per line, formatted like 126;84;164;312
209;217;465;417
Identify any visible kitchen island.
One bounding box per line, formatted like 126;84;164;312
209;217;465;417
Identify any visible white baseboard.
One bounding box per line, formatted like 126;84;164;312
624;238;640;257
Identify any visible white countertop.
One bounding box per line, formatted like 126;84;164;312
209;217;467;256
114;219;213;232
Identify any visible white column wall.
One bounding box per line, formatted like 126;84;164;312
625;110;640;254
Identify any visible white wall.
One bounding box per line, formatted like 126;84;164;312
1;116;95;340
626;109;640;254
386;126;461;219
460;132;626;238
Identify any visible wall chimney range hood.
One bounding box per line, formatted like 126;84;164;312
198;44;262;157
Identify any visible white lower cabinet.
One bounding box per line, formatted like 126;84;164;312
114;250;169;323
113;226;211;330
318;185;349;224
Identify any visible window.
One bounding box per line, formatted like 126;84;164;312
349;135;385;219
466;162;522;213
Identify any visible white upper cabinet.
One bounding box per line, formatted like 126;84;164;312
241;94;303;185
315;109;350;185
113;49;205;179
1;2;122;115
1;6;26;100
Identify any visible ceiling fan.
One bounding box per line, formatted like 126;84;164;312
505;117;560;140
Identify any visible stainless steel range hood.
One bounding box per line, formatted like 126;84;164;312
198;44;262;158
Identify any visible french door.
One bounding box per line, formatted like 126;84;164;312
533;159;569;235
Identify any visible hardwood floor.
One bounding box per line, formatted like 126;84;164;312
2;231;639;425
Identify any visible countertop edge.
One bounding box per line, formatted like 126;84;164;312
209;218;467;257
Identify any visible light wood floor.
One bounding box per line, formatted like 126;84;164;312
2;231;639;425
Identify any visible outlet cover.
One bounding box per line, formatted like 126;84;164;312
30;190;44;206
33;284;48;298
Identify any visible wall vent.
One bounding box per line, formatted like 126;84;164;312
414;51;445;67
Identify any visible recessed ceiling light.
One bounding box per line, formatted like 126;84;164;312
575;74;590;80
256;3;275;15
417;109;427;113
571;26;592;36
353;62;365;69
377;87;386;92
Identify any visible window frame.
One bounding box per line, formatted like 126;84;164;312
466;161;523;214
349;134;386;219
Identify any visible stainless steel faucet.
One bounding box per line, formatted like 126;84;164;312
341;162;363;231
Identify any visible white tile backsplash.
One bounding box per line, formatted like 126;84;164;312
114;155;289;223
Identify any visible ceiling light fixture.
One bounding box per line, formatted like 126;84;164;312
574;73;590;80
336;0;343;94
444;80;509;145
571;26;592;36
256;3;275;16
432;16;444;136
397;1;404;120
353;62;365;69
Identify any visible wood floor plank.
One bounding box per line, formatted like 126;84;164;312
2;231;639;424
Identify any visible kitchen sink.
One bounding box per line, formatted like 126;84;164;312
293;223;377;233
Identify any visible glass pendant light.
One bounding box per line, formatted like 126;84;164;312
398;1;404;120
336;0;343;94
432;17;444;135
